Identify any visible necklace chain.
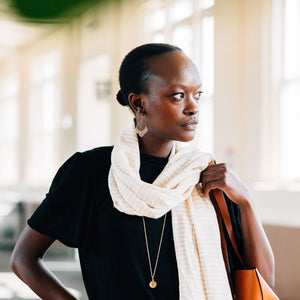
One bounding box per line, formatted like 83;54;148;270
142;213;167;288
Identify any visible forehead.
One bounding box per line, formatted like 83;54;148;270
146;51;201;87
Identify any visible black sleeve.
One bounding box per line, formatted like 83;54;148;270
28;152;91;248
223;192;245;271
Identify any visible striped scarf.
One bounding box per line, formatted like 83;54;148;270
108;125;232;300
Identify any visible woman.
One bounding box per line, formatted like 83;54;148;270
11;43;275;300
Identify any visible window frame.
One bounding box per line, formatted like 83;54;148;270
262;0;300;183
25;51;62;186
0;74;19;185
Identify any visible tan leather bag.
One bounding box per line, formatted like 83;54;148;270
210;188;280;300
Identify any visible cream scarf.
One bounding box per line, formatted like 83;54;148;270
108;125;232;300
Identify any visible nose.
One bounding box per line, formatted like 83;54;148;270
183;97;199;115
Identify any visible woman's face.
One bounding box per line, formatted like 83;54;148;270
141;50;202;143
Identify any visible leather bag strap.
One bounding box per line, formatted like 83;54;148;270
212;188;244;264
209;190;233;289
210;189;243;299
207;160;244;265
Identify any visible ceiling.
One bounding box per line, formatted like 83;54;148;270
0;1;55;63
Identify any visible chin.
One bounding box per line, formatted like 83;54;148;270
177;132;196;143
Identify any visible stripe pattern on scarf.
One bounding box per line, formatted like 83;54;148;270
108;125;232;300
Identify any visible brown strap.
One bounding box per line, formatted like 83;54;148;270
207;160;243;264
210;189;241;299
212;188;243;263
209;191;233;290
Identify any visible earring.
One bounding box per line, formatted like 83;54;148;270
135;112;148;137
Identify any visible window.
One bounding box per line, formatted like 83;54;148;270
271;0;300;181
143;0;215;153
77;54;112;151
0;75;19;185
26;52;61;185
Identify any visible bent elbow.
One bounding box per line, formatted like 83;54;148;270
10;249;34;280
10;251;22;277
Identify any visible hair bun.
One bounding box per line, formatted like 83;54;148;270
116;90;127;106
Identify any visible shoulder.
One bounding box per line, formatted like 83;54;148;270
77;146;114;175
51;146;113;189
80;146;113;161
57;146;113;174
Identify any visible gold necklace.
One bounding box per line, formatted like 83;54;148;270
142;213;167;289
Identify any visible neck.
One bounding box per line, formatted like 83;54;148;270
138;136;174;158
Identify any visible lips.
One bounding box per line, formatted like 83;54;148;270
181;118;199;130
182;120;199;126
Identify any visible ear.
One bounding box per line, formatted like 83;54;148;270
128;93;144;113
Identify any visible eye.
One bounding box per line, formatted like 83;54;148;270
194;90;203;100
172;93;184;100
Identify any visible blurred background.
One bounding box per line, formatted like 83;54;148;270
0;0;299;299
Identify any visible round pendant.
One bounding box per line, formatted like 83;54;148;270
149;280;157;288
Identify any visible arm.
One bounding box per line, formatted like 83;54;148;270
10;224;77;300
200;163;275;288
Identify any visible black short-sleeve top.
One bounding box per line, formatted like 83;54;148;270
28;146;243;300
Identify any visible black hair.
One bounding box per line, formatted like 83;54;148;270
117;43;182;108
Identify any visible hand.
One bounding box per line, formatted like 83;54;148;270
200;163;252;206
200;163;275;287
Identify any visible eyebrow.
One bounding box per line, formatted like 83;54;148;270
169;84;203;89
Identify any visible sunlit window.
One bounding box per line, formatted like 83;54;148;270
153;32;166;43
199;0;215;10
198;16;214;154
26;52;61;185
145;1;166;32
150;8;166;31
0;76;19;185
280;83;300;180
275;0;300;181
170;0;193;22
172;24;193;57
143;0;215;153
201;16;214;98
283;0;300;79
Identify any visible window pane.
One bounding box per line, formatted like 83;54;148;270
29;88;43;134
201;16;214;97
27;135;55;184
30;52;61;83
171;0;193;22
199;0;215;10
153;32;165;43
4;79;18;97
146;6;166;32
172;24;193;58
43;81;57;132
27;51;61;184
284;0;300;79
195;97;214;153
0;142;18;184
280;81;300;180
43;61;56;79
0;98;18;139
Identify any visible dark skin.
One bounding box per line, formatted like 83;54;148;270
10;50;275;299
129;50;275;287
10;227;76;299
130;51;202;157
